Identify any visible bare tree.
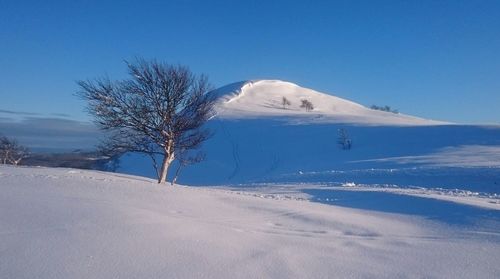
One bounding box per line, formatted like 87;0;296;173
0;135;30;165
282;96;291;109
300;99;314;112
77;59;215;184
337;128;352;150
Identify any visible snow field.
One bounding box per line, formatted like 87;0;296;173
1;166;499;278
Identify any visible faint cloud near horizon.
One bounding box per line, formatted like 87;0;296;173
0;109;42;116
0;111;101;152
0;109;73;119
50;112;72;117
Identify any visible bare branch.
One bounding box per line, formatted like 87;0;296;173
77;59;215;184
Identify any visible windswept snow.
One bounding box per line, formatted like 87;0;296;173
1;165;499;278
213;80;447;126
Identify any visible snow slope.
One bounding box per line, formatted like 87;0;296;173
213;80;447;125
115;80;500;191
118;123;500;191
1;165;499;279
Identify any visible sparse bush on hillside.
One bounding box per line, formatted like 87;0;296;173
337;128;352;150
300;99;314;112
0;135;30;165
77;58;216;184
282;97;291;109
370;105;398;114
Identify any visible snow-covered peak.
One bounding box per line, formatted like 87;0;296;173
212;79;447;126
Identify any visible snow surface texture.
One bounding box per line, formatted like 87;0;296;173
213;80;447;125
1;165;499;279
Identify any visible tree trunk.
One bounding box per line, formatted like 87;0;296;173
158;140;175;184
158;153;174;183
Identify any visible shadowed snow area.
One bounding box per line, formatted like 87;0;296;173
357;145;500;167
118;121;500;192
303;188;500;229
116;80;500;194
1;166;499;278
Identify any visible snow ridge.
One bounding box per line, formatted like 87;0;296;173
212;79;447;126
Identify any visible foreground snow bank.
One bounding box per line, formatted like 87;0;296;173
1;166;499;278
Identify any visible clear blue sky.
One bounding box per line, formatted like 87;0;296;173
1;0;499;124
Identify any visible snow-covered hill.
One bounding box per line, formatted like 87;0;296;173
213;80;447;125
116;80;500;190
1;165;499;278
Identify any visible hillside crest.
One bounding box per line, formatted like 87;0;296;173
212;79;446;126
